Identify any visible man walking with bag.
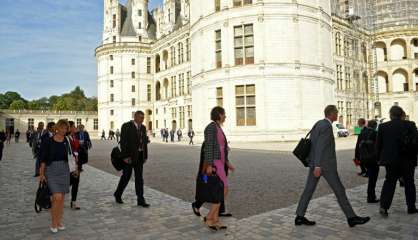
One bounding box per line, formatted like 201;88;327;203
114;111;150;207
295;105;370;227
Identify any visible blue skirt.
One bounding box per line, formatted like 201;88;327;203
45;161;70;194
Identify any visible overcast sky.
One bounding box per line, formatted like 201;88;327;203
0;0;163;100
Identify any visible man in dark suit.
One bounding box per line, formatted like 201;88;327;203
295;105;370;227
354;118;368;177
378;106;418;216
114;111;150;207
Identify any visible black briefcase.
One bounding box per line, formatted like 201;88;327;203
293;124;317;167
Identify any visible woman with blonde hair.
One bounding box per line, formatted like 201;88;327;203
39;119;71;233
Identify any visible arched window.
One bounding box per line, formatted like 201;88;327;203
390;39;407;60
155;54;161;73
374;42;387;62
155;81;161;100
376;71;388;94
392;68;408;92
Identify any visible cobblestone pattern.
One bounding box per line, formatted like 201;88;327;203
0;143;417;240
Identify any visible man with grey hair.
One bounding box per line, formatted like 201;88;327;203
295;105;370;227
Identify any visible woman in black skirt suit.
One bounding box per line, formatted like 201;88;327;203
39;119;71;233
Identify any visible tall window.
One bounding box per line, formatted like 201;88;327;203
28;118;34;129
110;55;114;60
147;84;152;101
335;32;342;56
132;85;136;92
215;0;221;11
147;57;151;73
171;76;177;97
131;58;135;65
233;0;252;7
138;22;142;29
336;65;343;90
110;94;114;102
171;107;177;119
170;46;176;66
131;72;135;79
138;10;142;16
345;67;351;90
132;98;136;106
94;119;98;130
179;106;185;129
110;80;114;88
110;66;114;74
179;73;185;96
187;71;191;94
76;119;82;126
234;24;254;65
215;30;222;68
178;42;184;64
110;121;114;130
216;87;223;107
187;105;192;118
235;84;256;126
110;109;114;115
113;14;117;28
113;36;116;43
186;38;191;61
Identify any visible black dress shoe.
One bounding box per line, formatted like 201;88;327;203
219;212;233;217
367;199;380;203
191;203;201;217
407;208;418;214
114;193;123;204
137;201;150;208
347;216;370;227
379;208;388;217
295;216;316;226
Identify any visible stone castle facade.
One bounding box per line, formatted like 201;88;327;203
96;0;418;141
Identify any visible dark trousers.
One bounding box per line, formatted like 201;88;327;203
0;143;3;161
367;164;380;201
380;163;416;210
360;163;367;174
35;157;40;175
70;174;80;202
193;200;226;214
189;137;194;145
115;155;145;202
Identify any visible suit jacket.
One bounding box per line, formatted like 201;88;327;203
203;122;229;166
376;119;417;166
308;119;337;171
120;121;148;165
354;127;366;160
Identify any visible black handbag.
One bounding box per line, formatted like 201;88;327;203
35;181;51;213
195;173;224;204
111;145;125;171
293;124;317;167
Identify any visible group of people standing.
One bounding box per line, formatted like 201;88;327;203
160;128;195;145
33;120;92;233
101;129;120;141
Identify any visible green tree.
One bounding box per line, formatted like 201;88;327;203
9;100;27;110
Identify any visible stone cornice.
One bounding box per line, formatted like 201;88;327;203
95;42;152;57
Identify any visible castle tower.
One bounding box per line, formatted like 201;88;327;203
103;0;121;44
131;0;149;41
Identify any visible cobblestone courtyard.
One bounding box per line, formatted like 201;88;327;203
1;141;418;239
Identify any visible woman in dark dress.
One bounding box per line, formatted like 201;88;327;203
39;119;71;233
